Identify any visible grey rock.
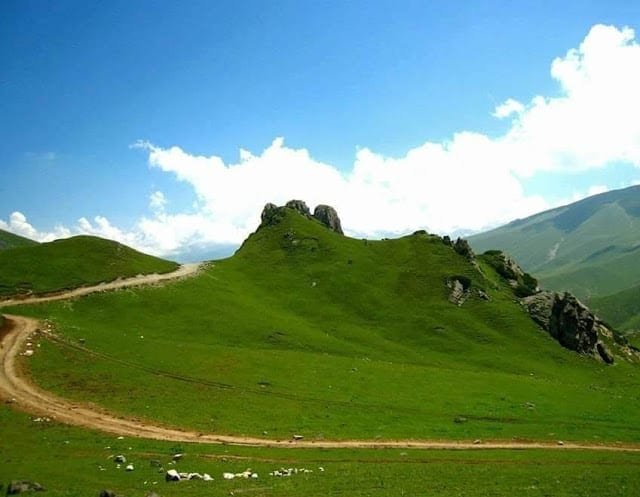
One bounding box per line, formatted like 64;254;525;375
285;200;311;216
447;277;471;306
99;491;117;497
453;238;475;260
521;291;633;363
113;455;126;464
7;481;45;495
260;203;283;226
313;205;343;234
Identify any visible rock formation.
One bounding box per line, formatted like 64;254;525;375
521;291;638;364
482;250;538;297
313;205;343;234
285;200;311;217
260;200;344;235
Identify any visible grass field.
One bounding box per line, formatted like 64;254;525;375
7;208;640;445
0;228;37;251
0;235;178;297
2;405;640;497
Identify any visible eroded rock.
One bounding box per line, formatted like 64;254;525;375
313;205;343;234
521;291;637;364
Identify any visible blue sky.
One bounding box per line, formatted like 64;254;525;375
2;1;640;260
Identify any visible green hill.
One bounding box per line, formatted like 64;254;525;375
9;203;640;445
0;235;178;297
590;284;640;332
469;184;640;303
0;228;38;250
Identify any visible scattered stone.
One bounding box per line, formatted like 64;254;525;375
473;439;482;445
292;434;304;441
98;490;117;497
165;469;181;482
313;205;343;234
172;453;183;461
557;440;564;446
7;481;45;495
114;455;127;464
203;473;213;481
125;464;134;471
223;472;235;480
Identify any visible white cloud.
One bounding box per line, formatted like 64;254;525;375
5;24;640;260
493;98;525;119
149;191;167;212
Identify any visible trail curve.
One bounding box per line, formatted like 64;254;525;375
1;265;639;451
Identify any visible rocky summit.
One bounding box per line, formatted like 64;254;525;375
260;200;344;234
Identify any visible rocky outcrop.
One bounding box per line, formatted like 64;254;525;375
260;200;344;235
446;276;472;306
261;203;284;226
482;250;538;297
285;200;311;217
313;205;343;234
453;238;475;261
522;291;638;364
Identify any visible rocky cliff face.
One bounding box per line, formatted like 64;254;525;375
522;291;638;364
260;200;344;235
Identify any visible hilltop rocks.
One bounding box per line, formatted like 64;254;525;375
285;200;311;217
313;205;343;234
260;200;344;234
483;250;539;297
521;291;634;364
453;238;475;261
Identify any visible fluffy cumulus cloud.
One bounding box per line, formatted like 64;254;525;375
4;24;640;259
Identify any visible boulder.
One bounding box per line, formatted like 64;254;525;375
285;200;311;216
260;203;283;226
521;291;633;363
7;481;45;495
313;205;343;234
453;238;475;261
447;276;471;306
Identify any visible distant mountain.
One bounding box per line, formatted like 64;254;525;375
469;185;640;303
0;235;178;297
0;228;38;250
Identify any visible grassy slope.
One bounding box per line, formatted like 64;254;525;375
0;228;38;250
470;185;640;330
9;209;640;444
0;235;178;297
3;406;640;497
591;285;640;332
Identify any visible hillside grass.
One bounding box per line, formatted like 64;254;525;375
0;228;38;251
8;209;640;444
591;285;640;333
2;405;640;497
0;235;178;297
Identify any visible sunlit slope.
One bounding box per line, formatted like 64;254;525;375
0;228;38;250
0;235;178;296
470;185;640;301
12;208;640;442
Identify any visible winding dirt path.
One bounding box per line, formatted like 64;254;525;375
1;265;639;452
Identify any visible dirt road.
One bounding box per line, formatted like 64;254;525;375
1;265;639;452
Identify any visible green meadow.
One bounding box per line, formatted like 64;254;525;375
0;235;177;297
2;406;640;497
8;209;640;444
